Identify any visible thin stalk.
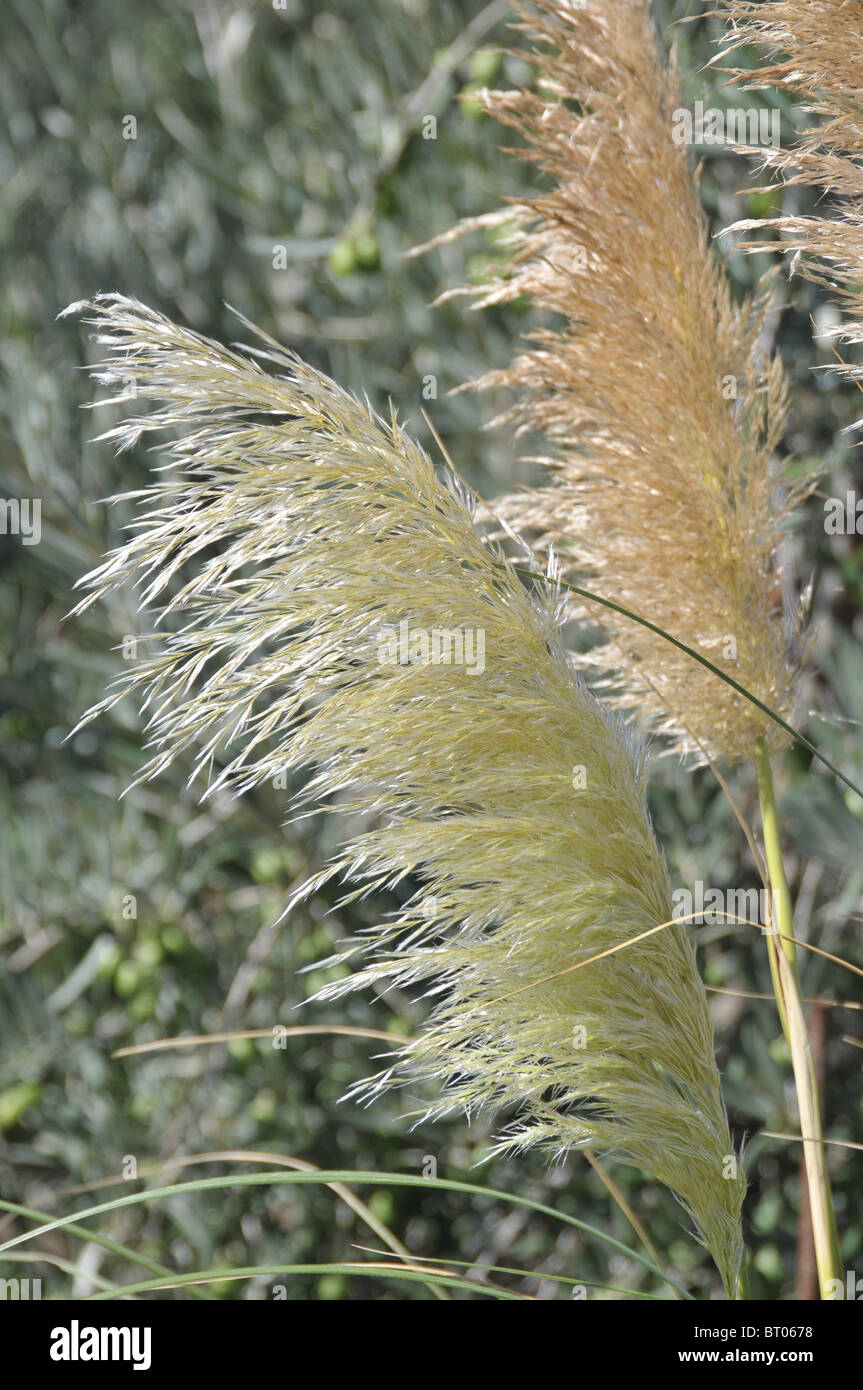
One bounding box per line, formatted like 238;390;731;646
754;737;841;1296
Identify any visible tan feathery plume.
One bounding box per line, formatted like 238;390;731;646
433;0;809;764
708;0;858;1299
715;0;863;401
64;293;745;1294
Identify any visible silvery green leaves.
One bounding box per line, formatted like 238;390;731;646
68;294;745;1294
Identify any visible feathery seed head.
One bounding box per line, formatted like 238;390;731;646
716;1;863;395
438;0;810;764
67;293;745;1292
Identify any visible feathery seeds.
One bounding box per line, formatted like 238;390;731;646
434;0;810;763
66;293;745;1292
716;1;863;401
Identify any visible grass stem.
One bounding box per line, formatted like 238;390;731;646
754;737;841;1296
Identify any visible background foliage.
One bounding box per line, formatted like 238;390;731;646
1;0;860;1299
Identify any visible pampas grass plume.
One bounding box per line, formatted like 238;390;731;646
435;0;810;764
716;0;863;402
65;292;745;1293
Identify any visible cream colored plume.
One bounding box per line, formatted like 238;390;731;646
65;293;745;1293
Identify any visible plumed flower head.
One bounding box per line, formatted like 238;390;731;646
716;0;863;398
437;0;810;764
66;293;745;1293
